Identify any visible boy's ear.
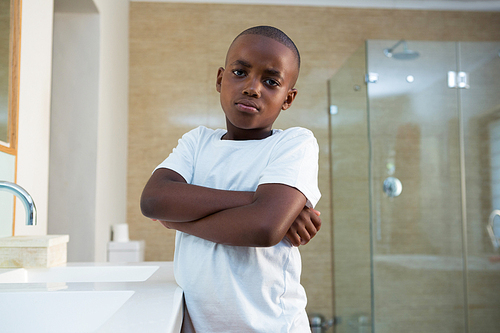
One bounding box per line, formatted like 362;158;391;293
281;88;298;110
216;67;224;93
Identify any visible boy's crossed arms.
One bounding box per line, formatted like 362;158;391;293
141;168;321;247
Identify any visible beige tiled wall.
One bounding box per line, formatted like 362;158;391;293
128;2;500;323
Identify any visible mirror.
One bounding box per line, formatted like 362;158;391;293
0;0;20;154
0;0;20;237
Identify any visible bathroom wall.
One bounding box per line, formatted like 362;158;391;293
91;0;129;262
48;4;100;262
127;2;500;318
47;0;130;262
8;0;129;263
14;0;55;236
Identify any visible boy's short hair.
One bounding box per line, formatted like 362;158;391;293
233;25;301;70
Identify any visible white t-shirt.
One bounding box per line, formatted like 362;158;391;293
156;126;321;333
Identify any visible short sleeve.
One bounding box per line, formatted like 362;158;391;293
258;128;321;208
154;127;202;184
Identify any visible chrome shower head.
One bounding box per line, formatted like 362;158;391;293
384;40;420;60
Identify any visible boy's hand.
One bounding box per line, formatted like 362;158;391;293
285;207;321;247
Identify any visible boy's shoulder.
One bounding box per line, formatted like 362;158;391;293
187;125;216;135
273;127;317;144
279;126;315;137
183;125;224;139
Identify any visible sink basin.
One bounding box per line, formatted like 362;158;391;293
0;265;159;283
0;290;134;333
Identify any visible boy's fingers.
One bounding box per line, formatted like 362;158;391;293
313;215;321;231
286;231;301;247
285;207;322;246
299;229;310;243
310;208;321;216
304;221;318;238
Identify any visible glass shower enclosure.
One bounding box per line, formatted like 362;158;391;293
328;40;500;333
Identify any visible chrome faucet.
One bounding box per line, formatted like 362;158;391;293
0;181;37;226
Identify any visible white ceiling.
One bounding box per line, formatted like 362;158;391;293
130;0;500;11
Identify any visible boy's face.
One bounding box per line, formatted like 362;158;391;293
216;34;299;140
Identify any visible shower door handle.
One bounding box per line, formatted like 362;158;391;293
487;210;500;250
383;177;402;197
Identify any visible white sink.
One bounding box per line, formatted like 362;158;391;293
0;262;182;333
0;265;159;283
0;290;134;333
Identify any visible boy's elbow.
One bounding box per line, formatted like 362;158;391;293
140;193;158;219
140;191;179;222
253;224;283;247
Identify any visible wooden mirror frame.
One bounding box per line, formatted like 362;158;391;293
0;0;21;155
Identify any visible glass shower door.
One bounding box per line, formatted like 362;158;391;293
460;41;500;333
366;40;466;333
329;40;500;333
328;44;372;333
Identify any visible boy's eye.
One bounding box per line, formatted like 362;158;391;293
232;69;246;77
264;79;280;87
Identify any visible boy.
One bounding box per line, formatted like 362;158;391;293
141;26;321;332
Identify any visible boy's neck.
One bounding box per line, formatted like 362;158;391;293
222;123;273;141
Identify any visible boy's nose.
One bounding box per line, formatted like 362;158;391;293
242;79;261;98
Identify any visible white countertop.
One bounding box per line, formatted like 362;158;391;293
0;261;183;333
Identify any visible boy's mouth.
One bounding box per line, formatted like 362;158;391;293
235;100;259;113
